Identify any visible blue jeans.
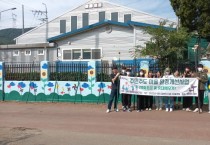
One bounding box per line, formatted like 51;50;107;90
165;97;174;109
155;96;163;108
108;89;118;109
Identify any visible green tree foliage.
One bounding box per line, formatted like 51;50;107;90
170;0;210;38
131;21;190;70
0;28;33;45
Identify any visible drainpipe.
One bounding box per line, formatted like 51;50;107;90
130;24;137;47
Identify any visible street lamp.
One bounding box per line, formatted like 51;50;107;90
0;8;16;21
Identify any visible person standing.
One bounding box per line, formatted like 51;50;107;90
136;69;146;112
121;66;127;111
145;71;153;111
106;66;120;113
155;71;163;110
173;70;182;110
208;79;210;114
122;68;132;112
193;64;208;113
163;68;174;112
183;67;193;111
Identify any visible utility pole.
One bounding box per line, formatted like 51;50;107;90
22;5;25;34
32;3;48;60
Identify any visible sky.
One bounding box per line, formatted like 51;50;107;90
0;0;177;30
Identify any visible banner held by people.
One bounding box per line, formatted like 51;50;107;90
120;76;198;97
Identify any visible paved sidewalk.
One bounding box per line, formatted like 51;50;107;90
0;102;210;145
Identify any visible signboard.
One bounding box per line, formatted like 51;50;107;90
120;76;198;97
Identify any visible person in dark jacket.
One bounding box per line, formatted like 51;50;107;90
106;66;120;113
193;64;208;113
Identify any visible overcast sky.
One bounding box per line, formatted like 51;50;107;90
0;0;177;30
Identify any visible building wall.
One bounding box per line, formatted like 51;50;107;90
54;25;150;62
0;48;45;63
15;0;173;44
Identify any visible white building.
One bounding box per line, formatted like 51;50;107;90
0;0;175;63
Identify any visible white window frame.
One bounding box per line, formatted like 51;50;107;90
25;50;31;56
13;50;19;56
61;47;102;61
37;49;44;55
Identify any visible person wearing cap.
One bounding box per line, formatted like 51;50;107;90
122;68;132;112
106;66;120;113
183;67;193;111
136;69;146;112
193;64;208;113
163;67;174;112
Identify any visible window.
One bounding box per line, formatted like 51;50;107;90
62;49;101;60
124;14;131;23
71;16;77;31
25;50;31;56
37;49;44;55
13;50;19;56
92;49;101;59
111;12;118;22
82;13;89;27
83;49;91;59
99;11;105;22
63;50;72;60
73;49;81;59
60;20;66;33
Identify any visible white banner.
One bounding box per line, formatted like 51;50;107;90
120;76;198;97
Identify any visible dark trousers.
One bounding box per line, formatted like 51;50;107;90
108;89;118;109
174;97;182;102
122;94;131;108
195;90;204;109
183;97;193;108
145;96;153;108
137;95;145;110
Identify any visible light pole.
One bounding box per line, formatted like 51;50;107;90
42;3;48;61
0;8;16;21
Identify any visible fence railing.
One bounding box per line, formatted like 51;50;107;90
4;61;194;81
96;62;142;82
4;62;40;81
49;62;88;81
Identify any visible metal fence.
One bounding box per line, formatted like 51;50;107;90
96;62;141;82
3;61;196;81
49;62;88;81
4;62;40;81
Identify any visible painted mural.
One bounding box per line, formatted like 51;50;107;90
1;61;112;103
0;60;209;104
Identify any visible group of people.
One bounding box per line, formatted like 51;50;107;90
106;64;210;114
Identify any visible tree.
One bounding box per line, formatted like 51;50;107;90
170;0;210;39
131;21;190;72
